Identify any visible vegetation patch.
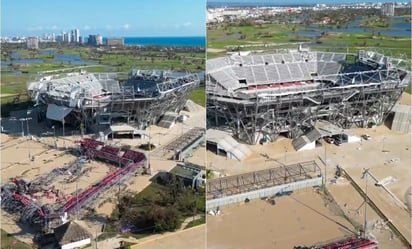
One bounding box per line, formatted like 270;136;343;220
107;176;205;235
0;229;32;249
189;86;206;107
138;143;156;151
184;217;206;229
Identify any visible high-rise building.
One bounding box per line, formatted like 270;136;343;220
87;34;103;46
96;34;103;46
26;37;39;49
56;34;63;42
73;29;80;43
88;35;97;45
62;32;72;43
381;2;395;16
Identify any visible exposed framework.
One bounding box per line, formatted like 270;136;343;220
206;161;321;199
152;127;205;159
207;50;410;144
1;139;146;230
28;69;200;132
304;237;378;249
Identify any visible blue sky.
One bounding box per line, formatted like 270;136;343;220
1;0;206;37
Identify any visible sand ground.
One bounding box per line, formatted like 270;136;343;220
207;123;411;248
130;225;206;249
207;190;355;249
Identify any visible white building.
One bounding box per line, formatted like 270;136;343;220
381;2;395;16
96;34;103;45
73;29;80;43
26;37;39;49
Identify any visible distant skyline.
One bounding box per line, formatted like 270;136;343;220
209;0;408;4
1;0;206;37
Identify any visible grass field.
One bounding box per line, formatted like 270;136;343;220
0;47;205;107
95;53;204;72
184;217;206;229
207;22;411;61
405;84;412;94
189;87;206;107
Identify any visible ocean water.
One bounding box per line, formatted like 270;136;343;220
122;36;205;47
208;2;314;7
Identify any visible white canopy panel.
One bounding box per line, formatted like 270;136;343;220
46;104;73;121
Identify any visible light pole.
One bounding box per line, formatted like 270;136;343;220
324;142;327;190
19;118;32;159
26;117;32;159
19;118;25;137
382;136;386;152
147;124;151;169
52;125;56;139
62;118;65;137
62;118;67;150
361;168;369;238
52;125;57;149
26;117;32;137
76;180;79;220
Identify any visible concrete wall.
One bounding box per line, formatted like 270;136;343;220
62;238;91;249
206;177;322;210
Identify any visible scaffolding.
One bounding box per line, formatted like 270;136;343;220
207;50;410;144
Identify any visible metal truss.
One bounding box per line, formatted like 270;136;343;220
1;139;146;230
206;161;321;199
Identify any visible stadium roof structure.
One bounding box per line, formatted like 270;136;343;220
27;69;200;133
207;51;346;93
207;49;410;144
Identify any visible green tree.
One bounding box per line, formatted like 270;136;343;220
150;206;181;232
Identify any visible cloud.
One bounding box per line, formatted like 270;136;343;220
105;25;113;30
28;26;44;31
83;25;91;30
175;22;193;29
123;24;131;30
